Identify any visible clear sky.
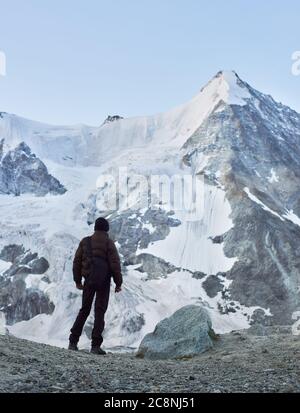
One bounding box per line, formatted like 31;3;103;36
0;0;300;125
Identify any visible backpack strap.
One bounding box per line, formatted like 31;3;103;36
85;236;94;264
106;236;112;274
106;237;109;255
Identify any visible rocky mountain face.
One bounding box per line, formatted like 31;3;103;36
0;140;66;196
180;75;300;324
0;244;54;326
0;70;299;349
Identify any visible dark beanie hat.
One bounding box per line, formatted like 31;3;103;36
94;217;109;232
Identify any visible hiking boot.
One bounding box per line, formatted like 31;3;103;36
68;342;79;351
91;346;106;355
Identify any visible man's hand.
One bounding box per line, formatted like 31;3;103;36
115;286;122;293
76;283;84;290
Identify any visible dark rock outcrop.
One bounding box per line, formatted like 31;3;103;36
203;275;224;298
134;254;178;280
0;245;54;325
0;141;66;196
103;115;124;125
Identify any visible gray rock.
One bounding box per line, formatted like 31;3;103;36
210;235;224;244
136;305;215;360
202;275;224;298
0;141;66;196
135;253;178;280
192;271;207;280
4;287;55;325
0;245;54;324
29;257;49;274
18;252;38;266
0;244;25;263
121;313;145;334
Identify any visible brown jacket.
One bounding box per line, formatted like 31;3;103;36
73;230;122;287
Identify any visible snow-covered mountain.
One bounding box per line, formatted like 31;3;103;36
0;71;300;349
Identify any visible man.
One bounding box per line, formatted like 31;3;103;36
68;217;122;355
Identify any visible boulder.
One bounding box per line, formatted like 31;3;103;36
136;305;216;360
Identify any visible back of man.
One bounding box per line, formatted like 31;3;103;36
68;217;122;355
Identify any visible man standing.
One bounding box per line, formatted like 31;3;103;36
69;217;122;355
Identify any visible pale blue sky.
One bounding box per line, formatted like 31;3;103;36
0;0;299;125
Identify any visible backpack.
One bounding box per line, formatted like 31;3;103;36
85;236;110;289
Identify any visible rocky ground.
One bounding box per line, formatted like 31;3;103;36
0;326;300;393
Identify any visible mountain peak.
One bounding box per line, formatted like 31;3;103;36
202;70;251;106
216;69;239;78
214;70;244;85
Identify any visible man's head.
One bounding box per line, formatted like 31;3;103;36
94;217;110;232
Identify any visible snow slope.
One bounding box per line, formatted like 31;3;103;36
0;71;251;166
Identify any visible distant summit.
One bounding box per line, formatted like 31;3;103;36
103;115;124;125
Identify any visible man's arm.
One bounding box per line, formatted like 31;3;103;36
107;239;123;290
73;240;83;287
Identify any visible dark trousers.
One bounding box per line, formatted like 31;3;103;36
69;282;110;347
